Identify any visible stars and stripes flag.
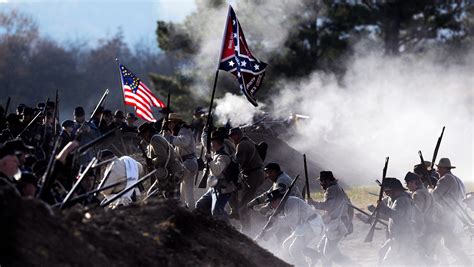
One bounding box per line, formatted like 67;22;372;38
218;6;267;107
118;62;166;122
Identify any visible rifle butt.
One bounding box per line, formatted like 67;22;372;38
364;223;376;243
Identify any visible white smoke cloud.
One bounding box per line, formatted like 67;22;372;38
215;92;265;126
272;49;474;185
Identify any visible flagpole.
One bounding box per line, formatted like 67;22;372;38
197;6;232;188
207;5;232;118
115;58;128;114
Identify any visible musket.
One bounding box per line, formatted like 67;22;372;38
347;202;388;227
430;126;445;172
256;174;300;241
418;151;433;188
59;157;98;209
53;89;59;137
89;89;109;123
37;136;63;201
198;105;216;189
53;178;127;209
364;156;389;243
3;97;10;119
100;169;158;207
303;154;311;200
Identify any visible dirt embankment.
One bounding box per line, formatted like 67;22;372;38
0;185;290;267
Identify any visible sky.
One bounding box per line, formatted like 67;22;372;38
0;0;197;51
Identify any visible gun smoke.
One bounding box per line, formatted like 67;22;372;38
271;49;473;185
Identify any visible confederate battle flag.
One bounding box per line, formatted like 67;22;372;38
218;6;267;107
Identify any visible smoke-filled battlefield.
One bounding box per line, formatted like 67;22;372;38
1;1;473;267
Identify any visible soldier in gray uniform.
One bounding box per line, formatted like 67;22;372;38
163;113;198;209
377;177;417;266
195;130;236;222
263;191;324;267
308;171;351;267
228;127;265;232
137;122;186;200
404;171;440;262
431;158;471;265
247;162;301;210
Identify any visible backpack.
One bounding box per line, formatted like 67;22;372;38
223;159;240;185
256;141;268;161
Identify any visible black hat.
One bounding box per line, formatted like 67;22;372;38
318;171;336;181
210;130;225;141
266;189;284;202
382;178;407;191
4;139;34;152
17;104;26;114
74;106;85;116
264;163;281;172
404;172;419;183
61;120;75;128
0;144;15;159
137;122;155;136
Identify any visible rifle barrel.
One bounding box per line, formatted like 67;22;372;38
256;174;300;241
303;154;310;200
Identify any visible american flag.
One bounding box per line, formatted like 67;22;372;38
119;63;165;122
219;6;267;107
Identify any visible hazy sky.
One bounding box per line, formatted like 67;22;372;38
0;0;197;50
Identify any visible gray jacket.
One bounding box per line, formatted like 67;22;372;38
379;192;416;239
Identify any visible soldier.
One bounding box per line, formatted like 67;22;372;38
247;162;302;211
195;130;237;222
228;127;265;231
404;171;439;262
162;113;198;209
0;144;20;193
262;191;324;267
72;106;99;164
137;122;186;200
431;158;471;265
377;177;417;266
59;120;75;150
191;107;205;143
308;171;351;267
96;150;145;208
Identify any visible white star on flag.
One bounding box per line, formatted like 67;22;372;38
254;64;260;70
241;60;247;67
229;60;235;67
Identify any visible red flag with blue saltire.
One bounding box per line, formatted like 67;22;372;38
118;62;166;122
218;6;267;107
